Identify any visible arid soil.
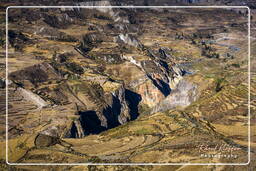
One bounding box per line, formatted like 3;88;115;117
0;0;255;171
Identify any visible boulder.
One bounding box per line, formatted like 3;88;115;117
34;134;60;147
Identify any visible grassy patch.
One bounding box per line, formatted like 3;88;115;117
138;103;151;116
101;124;131;139
134;128;153;135
230;63;240;68
215;77;225;92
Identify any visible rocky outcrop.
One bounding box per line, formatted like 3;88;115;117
75;1;130;24
122;46;194;111
34;26;77;42
115;34;143;48
124;55;186;108
76;33;127;64
77;32;104;54
8;30;32;51
68;82;140;137
39;76;140;138
65;120;85;138
135;79;165;108
34;133;60;147
16;87;48;108
76;1;112;8
151;79;198;113
158;47;172;60
110;84;131;125
43;13;74;29
9;62;62;87
88;52;124;64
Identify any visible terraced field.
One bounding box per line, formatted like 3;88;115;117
0;1;255;171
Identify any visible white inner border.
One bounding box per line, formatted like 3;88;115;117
5;6;251;166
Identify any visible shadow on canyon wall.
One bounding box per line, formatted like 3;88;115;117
71;89;142;137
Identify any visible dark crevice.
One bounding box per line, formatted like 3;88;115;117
111;95;122;119
181;69;188;76
79;110;107;135
68;122;79;138
159;48;171;59
159;60;170;73
125;89;142;120
70;89;141;137
147;74;171;97
102;104;120;129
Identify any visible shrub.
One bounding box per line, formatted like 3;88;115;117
65;62;84;75
215;78;225;92
231;63;240;68
138;104;151;115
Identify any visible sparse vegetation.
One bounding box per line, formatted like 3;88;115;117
231;63;240;68
134;128;152;135
65;62;84;75
138;104;151;116
215;77;225;92
201;45;220;58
